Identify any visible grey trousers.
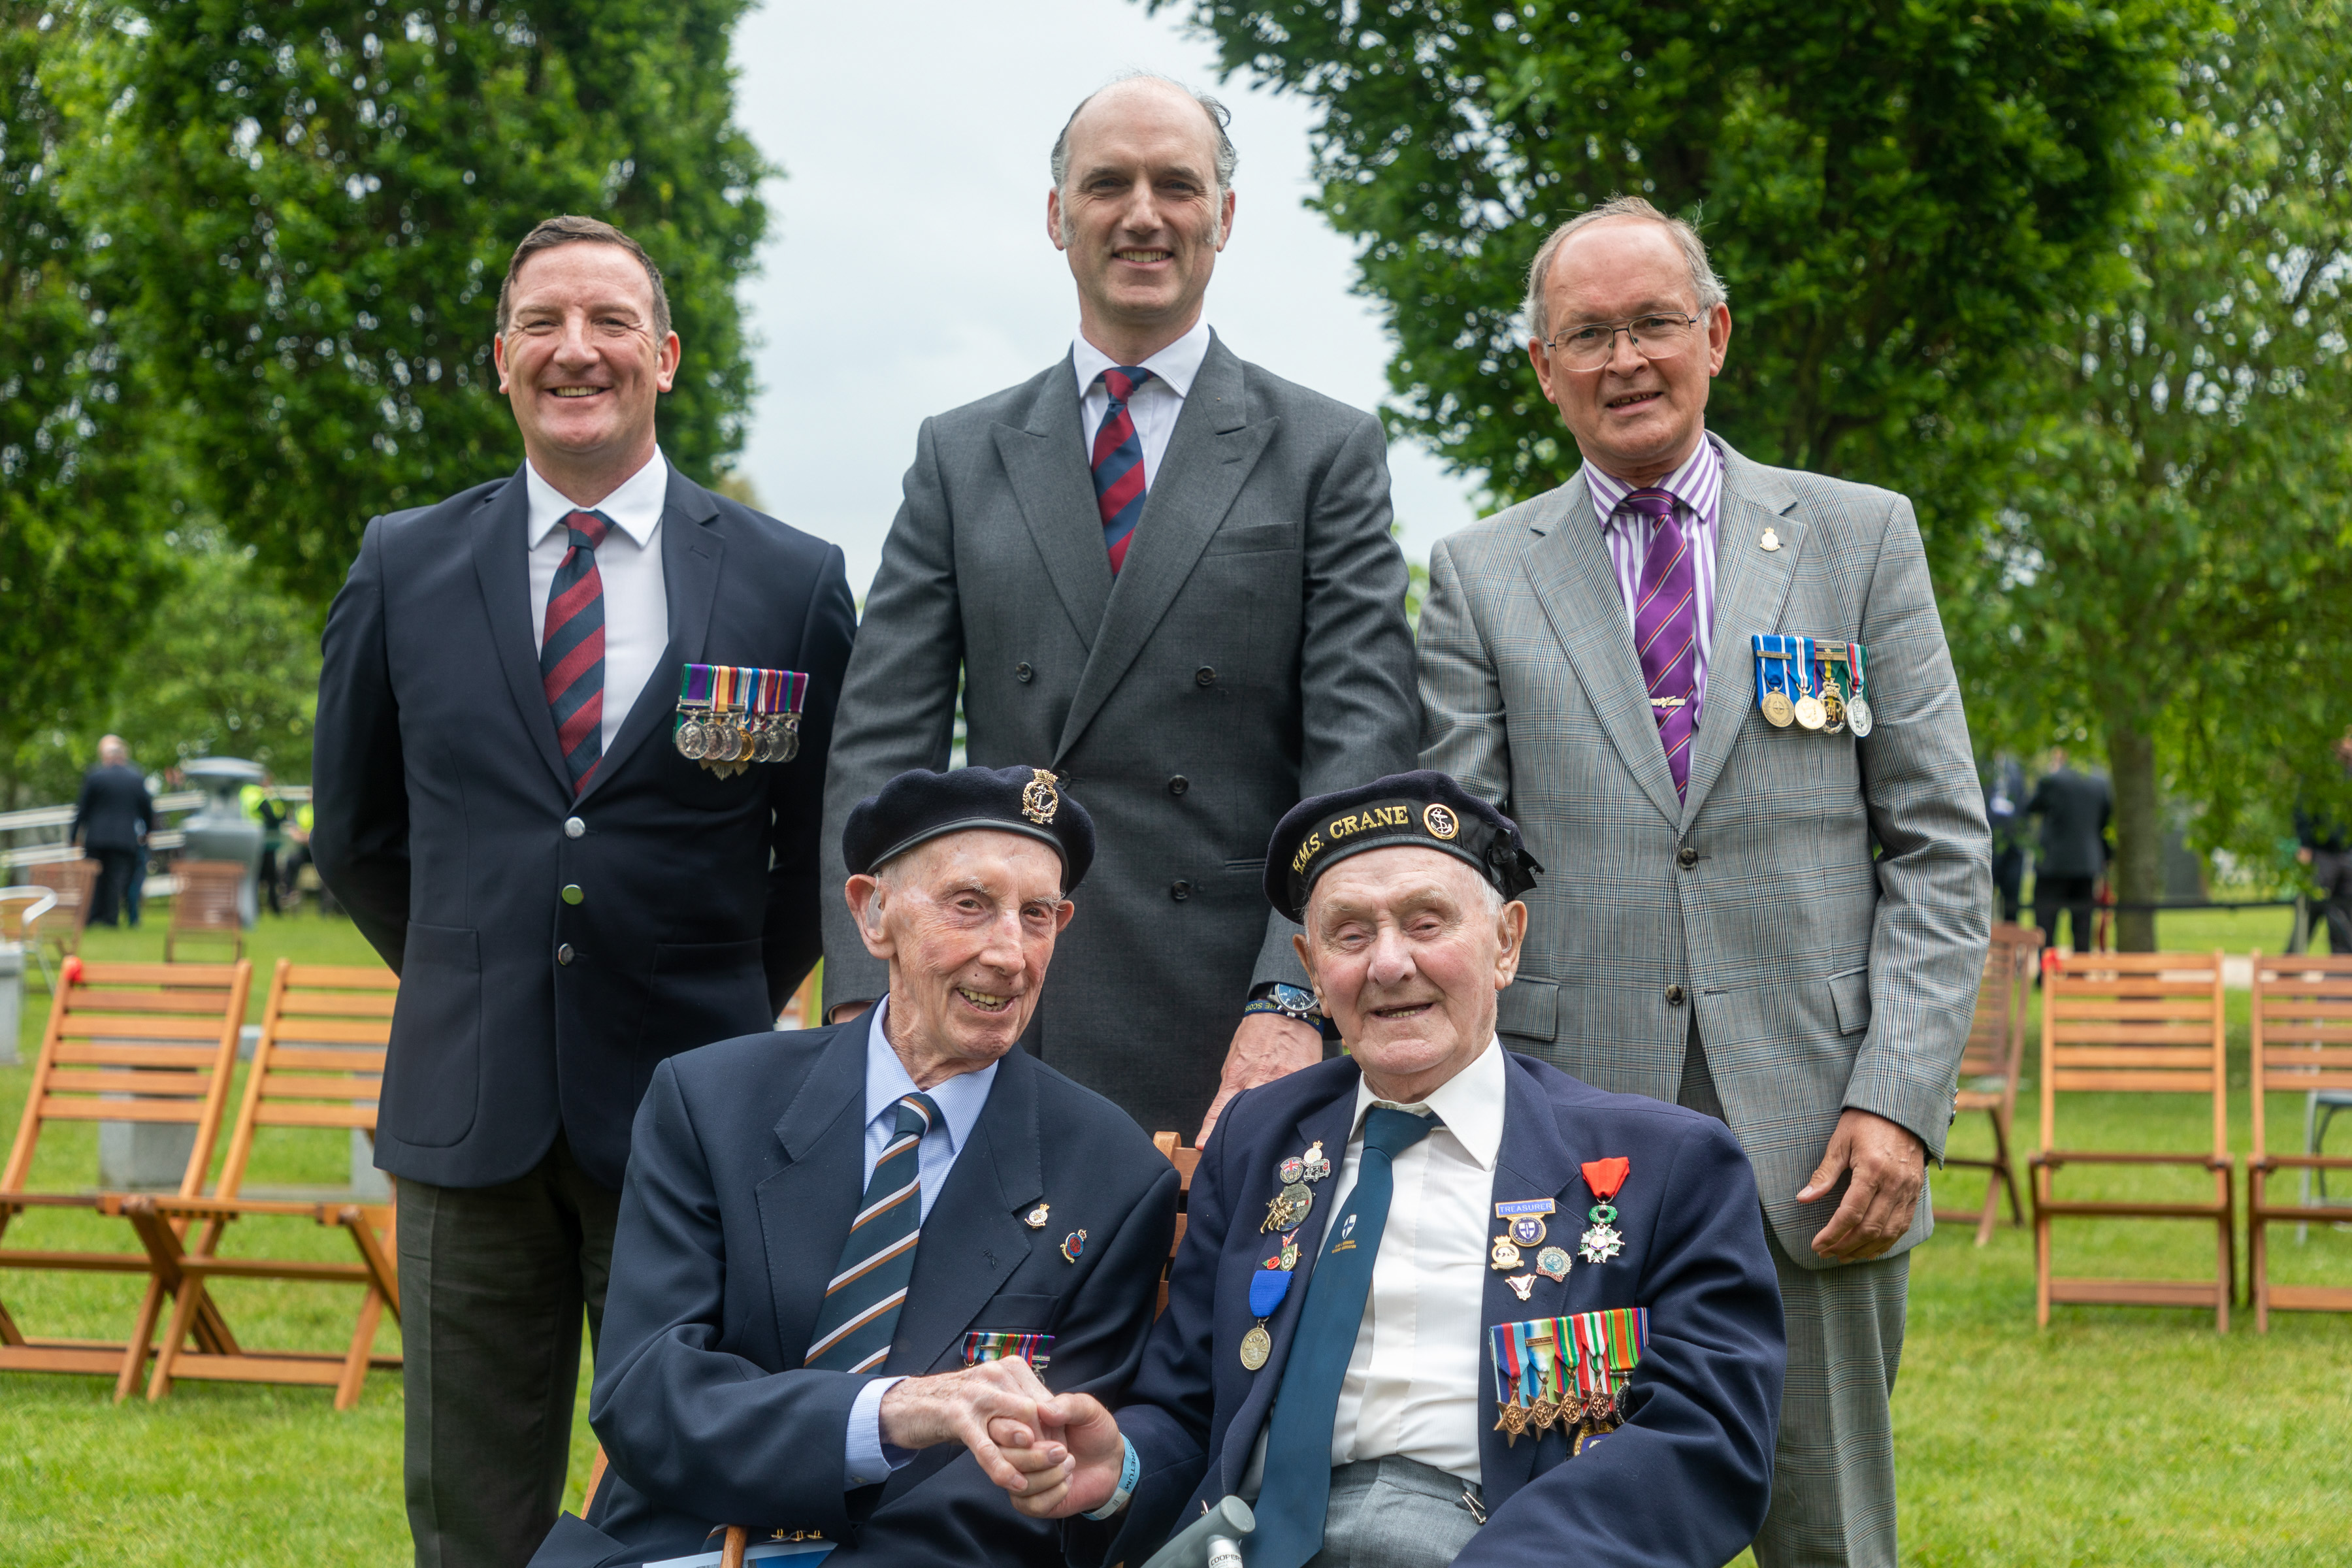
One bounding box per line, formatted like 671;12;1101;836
398;1134;621;1568
1304;1455;1486;1568
1682;1025;1909;1568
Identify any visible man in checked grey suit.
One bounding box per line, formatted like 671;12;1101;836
1418;196;1991;1566
819;74;1419;1147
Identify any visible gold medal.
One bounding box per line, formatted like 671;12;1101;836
1761;691;1795;727
1239;1324;1271;1371
1821;685;1845;730
1794;694;1826;730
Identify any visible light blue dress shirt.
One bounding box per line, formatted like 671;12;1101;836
841;1000;998;1488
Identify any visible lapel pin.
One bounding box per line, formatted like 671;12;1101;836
1505;1273;1536;1301
1760;527;1782;553
1060;1229;1088;1264
1024;1202;1050;1230
1536;1246;1573;1282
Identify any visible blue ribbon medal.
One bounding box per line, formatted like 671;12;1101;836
1749;633;1797;728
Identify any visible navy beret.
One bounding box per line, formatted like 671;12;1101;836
842;765;1095;891
1265;769;1541;922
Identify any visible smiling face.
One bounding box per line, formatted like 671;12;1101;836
493;241;679;500
1047;79;1233;363
1294;847;1527;1104
846;832;1075;1089
1527;217;1731;487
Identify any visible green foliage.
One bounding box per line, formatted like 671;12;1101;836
1152;0;2184;514
94;0;771;603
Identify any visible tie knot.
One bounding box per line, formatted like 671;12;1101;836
564;509;611;550
894;1092;941;1141
1100;366;1153;404
1618;488;1678;523
1362;1106;1439;1160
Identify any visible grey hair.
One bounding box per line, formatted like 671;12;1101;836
1050;73;1238;242
1523;195;1729;343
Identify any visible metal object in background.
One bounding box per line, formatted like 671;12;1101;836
178;758;265;926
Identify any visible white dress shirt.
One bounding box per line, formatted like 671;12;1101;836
842;999;1000;1487
1245;1040;1507;1492
1071;316;1213;487
523;447;671;757
1584;431;1725;728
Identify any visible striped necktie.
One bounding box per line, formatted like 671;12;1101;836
1623;488;1700;799
540;509;610;796
1091;366;1153;574
805;1092;942;1375
1247;1107;1439;1568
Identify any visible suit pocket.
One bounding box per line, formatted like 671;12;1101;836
973;1292;1064;1333
642;938;770;1058
1201;523;1297;557
383;923;482;1149
1498;977;1560;1043
1828;964;1871;1035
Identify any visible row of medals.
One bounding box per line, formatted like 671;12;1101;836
1759;651;1872;736
674;707;802;766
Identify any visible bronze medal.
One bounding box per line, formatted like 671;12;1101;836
1240;1324;1271;1371
1761;691;1795;728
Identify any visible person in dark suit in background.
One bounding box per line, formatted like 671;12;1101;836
2025;747;2112;953
71;736;152;927
1985;753;2028;924
819;74;1420;1148
2294;727;2352;954
313;214;857;1568
532;766;1177;1568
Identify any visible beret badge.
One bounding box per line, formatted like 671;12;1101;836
1422;802;1460;841
1021;769;1060;826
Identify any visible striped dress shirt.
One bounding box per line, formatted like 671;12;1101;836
1585;433;1725;729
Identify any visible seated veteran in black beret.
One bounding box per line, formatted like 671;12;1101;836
532;764;1181;1568
985;771;1787;1568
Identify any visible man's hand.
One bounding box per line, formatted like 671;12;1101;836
1798;1108;1926;1263
1198;1012;1322;1145
877;1360;1055;1493
985;1392;1126;1519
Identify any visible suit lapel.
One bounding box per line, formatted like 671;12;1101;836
1477;1052;1586;1507
755;1023;870;1358
1520;478;1684;826
1678;444;1801;828
885;1050;1045;1377
578;468;722;804
1055;335;1275;764
994;361;1113;654
1216;1074;1361;1495
470;468;572;798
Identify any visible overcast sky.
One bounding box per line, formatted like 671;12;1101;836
724;0;1484;596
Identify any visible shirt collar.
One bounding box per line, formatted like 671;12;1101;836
1584;429;1724;532
1070;316;1214;402
523;446;670;549
1348;1037;1505;1172
863;998;997;1155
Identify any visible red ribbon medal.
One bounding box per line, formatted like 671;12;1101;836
1577;1158;1629;1264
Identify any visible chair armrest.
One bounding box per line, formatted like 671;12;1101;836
2032;1150;2230;1171
125;1194;324;1220
2251;1152;2352;1172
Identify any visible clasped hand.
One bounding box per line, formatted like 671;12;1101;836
875;1360;1077;1495
973;1393;1128;1519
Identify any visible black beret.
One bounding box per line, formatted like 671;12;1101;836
1265;769;1541;922
842;765;1095;891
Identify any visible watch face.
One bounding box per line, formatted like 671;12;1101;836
1269;984;1317;1012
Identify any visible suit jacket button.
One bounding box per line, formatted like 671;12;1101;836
557;943;575;966
1171;880;1192;902
562;884;584;906
1665;983;1686;1005
1168;776;1189;796
1194;666;1217;687
1676;845;1697;869
1015;662;1034;683
564;816;585;840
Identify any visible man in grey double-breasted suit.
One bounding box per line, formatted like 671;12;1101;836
1418;197;1990;1566
821;74;1419;1145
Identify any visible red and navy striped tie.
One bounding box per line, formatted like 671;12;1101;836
540;509;610;796
1091;367;1154;573
805;1092;941;1374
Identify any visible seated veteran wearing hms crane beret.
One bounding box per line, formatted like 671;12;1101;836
531;765;1181;1568
987;771;1787;1568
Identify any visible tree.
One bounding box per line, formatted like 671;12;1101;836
95;0;770;604
1151;0;2185;526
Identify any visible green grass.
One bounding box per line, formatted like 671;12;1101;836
3;913;2347;1563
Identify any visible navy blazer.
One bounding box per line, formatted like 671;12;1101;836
531;1022;1180;1567
312;464;857;1190
1079;1051;1785;1568
71;763;153;850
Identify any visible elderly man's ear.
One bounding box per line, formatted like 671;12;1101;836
845;874;896;962
1494;900;1529;988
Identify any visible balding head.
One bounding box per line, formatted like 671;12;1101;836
97;736;128;766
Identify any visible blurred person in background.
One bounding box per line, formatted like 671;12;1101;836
1984;752;2027;924
2294;726;2352;954
2025;747;2111;954
71;735;152;927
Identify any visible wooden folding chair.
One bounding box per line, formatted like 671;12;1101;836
131;960;402;1407
0;957;253;1397
27;858;98;975
1;886;60;992
2029;950;2232;1331
2246;953;2352;1331
165;860;246;964
1936;923;2041;1245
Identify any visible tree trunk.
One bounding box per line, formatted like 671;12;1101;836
2106;717;2161;952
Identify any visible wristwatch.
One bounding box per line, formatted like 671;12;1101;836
1244;981;1326;1027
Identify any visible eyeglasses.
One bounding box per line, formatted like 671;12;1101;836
1540;312;1704;370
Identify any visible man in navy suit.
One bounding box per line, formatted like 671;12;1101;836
994;772;1784;1567
530;766;1179;1567
313;214;857;1567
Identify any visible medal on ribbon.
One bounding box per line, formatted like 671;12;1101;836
1578;1157;1630;1264
962;1330;1053;1374
676;664;812;776
1241;1228;1300;1371
1751;634;1797;728
1846;640;1874;736
1791;636;1827;730
674;663;717;760
1565;1307;1649;1452
1496;1198;1554;1248
1817;641;1848;733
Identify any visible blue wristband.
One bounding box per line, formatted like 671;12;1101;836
1083;1435;1141;1520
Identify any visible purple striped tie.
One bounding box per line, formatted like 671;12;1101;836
1092;367;1153;573
1624;489;1699;798
540;510;609;796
